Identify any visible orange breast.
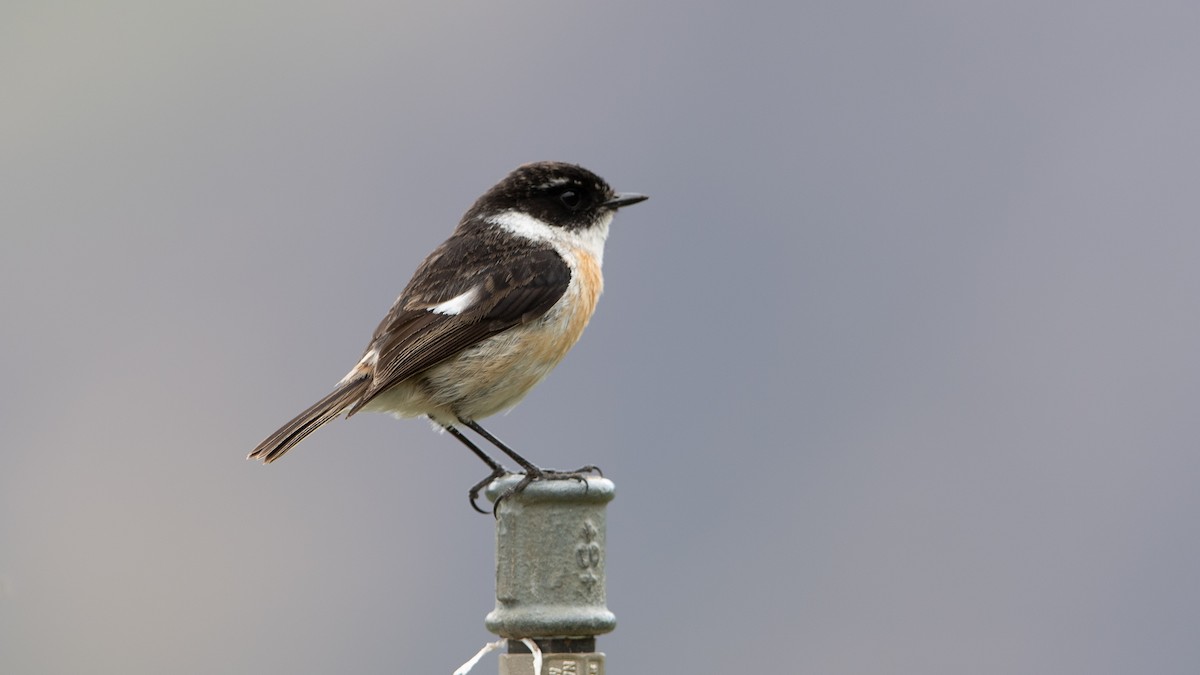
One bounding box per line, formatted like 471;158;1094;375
412;246;606;421
519;246;602;367
564;246;603;342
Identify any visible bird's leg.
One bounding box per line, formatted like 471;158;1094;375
464;419;603;476
462;420;601;514
462;420;541;475
440;423;509;514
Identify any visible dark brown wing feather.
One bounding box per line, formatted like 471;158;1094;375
248;375;371;463
346;233;570;415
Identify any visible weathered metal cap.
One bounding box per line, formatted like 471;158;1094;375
484;475;616;639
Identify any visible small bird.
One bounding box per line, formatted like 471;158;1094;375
248;161;647;511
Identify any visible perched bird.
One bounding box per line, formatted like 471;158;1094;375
248;161;647;511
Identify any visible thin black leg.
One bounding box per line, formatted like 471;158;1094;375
462;420;541;474
462;420;602;515
440;422;508;514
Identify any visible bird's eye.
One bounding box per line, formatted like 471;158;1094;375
559;190;581;210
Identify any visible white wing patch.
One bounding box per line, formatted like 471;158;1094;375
430;286;480;315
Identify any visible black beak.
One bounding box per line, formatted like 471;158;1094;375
603;192;649;209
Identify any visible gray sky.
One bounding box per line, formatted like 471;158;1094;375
3;2;1199;673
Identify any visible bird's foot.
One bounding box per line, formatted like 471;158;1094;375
489;465;604;516
566;464;603;477
468;466;511;514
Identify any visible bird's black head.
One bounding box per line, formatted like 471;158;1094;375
464;161;647;231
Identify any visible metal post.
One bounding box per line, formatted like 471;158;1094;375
485;474;615;675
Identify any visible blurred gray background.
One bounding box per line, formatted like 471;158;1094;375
3;1;1199;673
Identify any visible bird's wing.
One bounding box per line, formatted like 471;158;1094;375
347;234;570;414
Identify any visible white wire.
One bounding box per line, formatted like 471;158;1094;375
452;638;543;675
453;639;504;675
520;637;543;674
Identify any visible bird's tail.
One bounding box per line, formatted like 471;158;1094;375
247;376;370;464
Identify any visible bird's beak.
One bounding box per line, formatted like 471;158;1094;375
603;192;649;209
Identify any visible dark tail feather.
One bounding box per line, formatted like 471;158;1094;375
247;376;371;464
